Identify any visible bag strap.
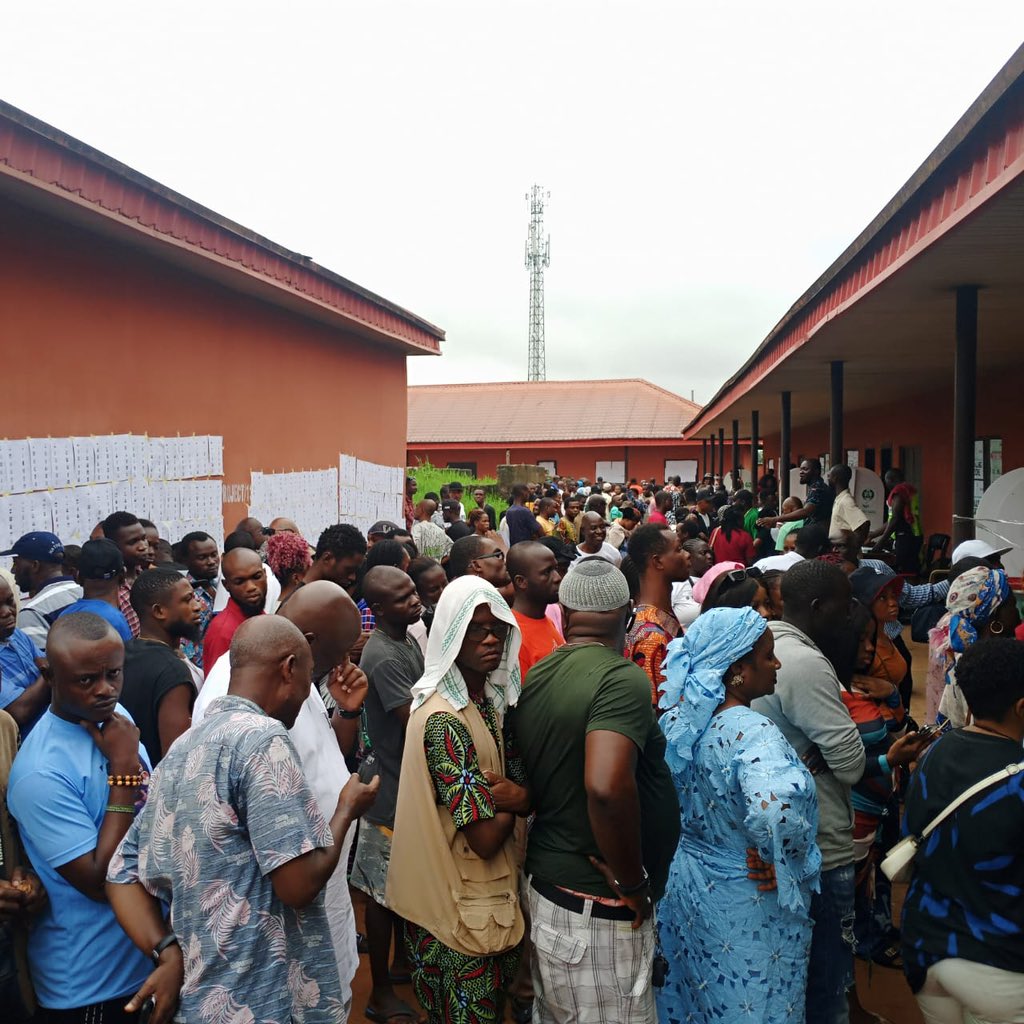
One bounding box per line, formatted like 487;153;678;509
915;760;1024;841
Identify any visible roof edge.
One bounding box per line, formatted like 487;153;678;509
0;99;445;343
685;40;1024;434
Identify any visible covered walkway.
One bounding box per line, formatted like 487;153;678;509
684;44;1024;559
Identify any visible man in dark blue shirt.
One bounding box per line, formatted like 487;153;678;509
504;483;542;546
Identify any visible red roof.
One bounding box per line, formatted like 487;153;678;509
408;379;701;444
0;100;444;356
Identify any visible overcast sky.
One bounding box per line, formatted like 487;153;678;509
5;3;1023;402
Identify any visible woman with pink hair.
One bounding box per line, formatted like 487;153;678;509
266;530;312;610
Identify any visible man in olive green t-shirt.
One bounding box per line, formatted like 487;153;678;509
511;558;679;1024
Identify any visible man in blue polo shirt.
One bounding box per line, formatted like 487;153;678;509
0;575;47;735
8;612;151;1023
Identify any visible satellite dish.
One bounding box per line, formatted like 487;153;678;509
974;467;1024;580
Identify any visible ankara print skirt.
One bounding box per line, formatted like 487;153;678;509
404;921;521;1024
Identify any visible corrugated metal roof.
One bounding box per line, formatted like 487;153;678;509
0;100;444;355
408;379;702;444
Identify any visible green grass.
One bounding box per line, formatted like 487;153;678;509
406;461;508;519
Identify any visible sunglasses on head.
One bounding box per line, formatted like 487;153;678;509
721;566;763;588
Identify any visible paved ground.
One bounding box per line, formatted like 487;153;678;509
347;641;935;1023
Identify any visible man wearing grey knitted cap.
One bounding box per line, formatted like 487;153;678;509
510;558;679;1023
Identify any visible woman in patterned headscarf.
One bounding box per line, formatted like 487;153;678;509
387;576;526;1024
656;607;821;1024
932;565;1021;727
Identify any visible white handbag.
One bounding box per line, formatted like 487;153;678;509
881;759;1024;883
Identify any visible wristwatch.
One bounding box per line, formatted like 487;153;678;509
151;934;179;964
336;705;364;720
614;868;650;896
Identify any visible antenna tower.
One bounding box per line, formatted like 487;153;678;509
524;185;551;381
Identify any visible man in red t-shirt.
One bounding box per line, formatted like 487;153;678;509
507;541;564;680
202;548;267;671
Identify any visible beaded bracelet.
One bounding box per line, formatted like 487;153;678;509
108;774;144;788
106;804;136;815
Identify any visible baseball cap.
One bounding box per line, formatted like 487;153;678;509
78;538;125;581
1;531;64;563
560;558;630;611
950;539;1013;565
368;521;401;539
696;488;714;502
441;500;462;514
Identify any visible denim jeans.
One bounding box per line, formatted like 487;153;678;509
806;862;856;1024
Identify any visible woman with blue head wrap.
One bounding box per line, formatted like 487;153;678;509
656;607;822;1024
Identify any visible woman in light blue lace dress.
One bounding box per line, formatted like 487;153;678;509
656;607;821;1024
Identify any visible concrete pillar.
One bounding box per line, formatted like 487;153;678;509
830;361;844;467
751;409;759;492
953;286;978;546
731;419;740;488
780;390;791;501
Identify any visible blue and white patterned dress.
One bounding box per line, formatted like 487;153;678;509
656;706;821;1024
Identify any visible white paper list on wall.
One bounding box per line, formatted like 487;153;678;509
0;434;225;560
338;455;406;540
249;468;340;547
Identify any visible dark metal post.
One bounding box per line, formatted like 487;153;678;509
731;419;740;488
718;427;724;480
830;361;844;467
780;391;791;501
702;438;708;479
751;409;759;491
953;286;978;546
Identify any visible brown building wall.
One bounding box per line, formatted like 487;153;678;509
760;368;1023;540
407;442;703;484
0;198;409;528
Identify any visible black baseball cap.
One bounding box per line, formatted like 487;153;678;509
78;539;125;580
368;521;401;539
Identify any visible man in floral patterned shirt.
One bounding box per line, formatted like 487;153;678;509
106;616;379;1024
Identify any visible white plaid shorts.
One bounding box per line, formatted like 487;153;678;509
527;881;657;1024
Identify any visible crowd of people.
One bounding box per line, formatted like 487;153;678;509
0;466;1021;1024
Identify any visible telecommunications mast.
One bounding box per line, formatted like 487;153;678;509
524;185;551;381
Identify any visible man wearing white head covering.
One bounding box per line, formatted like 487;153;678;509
511;559;679;1024
387;576;527;1024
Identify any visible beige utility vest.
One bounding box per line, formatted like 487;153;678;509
386;690;525;957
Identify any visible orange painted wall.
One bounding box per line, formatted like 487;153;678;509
760;369;1024;540
0;198;410;530
407;442;704;483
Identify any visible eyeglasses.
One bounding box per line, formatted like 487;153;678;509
465;621;512;642
473;550;505;563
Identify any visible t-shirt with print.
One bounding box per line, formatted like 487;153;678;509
510;644;679;900
359;628;426;827
107;695;343;1024
512;610;564;681
901;729;1024;982
7;705;152;1009
121;639;196;766
804;478;835;527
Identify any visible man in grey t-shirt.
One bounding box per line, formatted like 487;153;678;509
350;566;424;1024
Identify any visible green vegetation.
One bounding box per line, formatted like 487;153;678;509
406;461;508;520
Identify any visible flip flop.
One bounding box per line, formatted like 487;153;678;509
364;1004;421;1024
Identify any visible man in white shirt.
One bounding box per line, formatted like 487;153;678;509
574;512;622;567
191;580;369;1016
827;464;870;547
